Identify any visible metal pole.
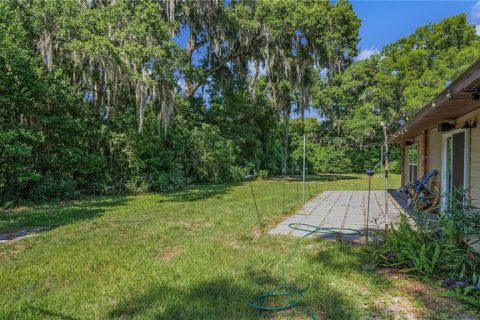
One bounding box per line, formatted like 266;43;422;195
367;176;371;243
296;178;299;204
281;142;285;177
249;179;263;234
382;122;389;231
302;133;306;203
366;170;374;244
380;145;384;174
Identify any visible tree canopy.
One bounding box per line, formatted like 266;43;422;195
315;14;480;144
1;1;478;204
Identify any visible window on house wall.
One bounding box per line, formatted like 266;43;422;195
408;144;418;183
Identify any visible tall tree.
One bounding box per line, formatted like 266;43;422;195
256;0;360;174
16;0;183;133
315;13;480;144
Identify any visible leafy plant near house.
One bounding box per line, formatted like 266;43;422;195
370;188;480;307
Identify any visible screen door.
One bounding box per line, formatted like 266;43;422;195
445;131;466;196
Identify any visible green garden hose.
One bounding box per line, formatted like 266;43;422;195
250;223;362;319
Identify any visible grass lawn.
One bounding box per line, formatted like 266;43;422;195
0;174;478;319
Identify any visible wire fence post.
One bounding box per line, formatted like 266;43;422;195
249;179;263;234
382;122;389;232
296;178;299;204
366;170;374;244
302;133;306;203
380;144;384;174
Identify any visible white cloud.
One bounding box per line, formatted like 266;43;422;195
356;47;380;61
472;0;480;22
476;25;480;36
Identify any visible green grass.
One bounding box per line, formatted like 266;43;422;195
0;174;476;319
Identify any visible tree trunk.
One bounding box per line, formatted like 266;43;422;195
185;31;196;95
282;112;289;176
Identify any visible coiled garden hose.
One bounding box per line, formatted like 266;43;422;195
250;223;362;319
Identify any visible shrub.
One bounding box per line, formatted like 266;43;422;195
369;188;480;307
257;169;269;180
188;124;236;182
125;176;150;195
151;171;186;192
313;146;352;174
29;177;78;201
228;166;250;182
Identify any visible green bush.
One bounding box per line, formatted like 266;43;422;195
125;176;150;195
188;124;236;182
257;169;269;180
370;189;480;307
314;146;352;174
151;171;186;192
227;166;246;182
29;177;78;201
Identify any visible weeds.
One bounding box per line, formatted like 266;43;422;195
369;188;480;307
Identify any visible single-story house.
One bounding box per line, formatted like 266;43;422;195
390;58;480;206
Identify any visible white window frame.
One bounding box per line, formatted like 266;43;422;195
407;143;419;184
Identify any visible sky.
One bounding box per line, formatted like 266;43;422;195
311;0;480;117
175;1;480;57
353;0;480;60
175;1;480;117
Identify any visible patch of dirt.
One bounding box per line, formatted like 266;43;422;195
224;238;242;249
376;268;480;319
0;227;49;244
1;206;31;214
373;296;419;320
159;247;183;261
0;242;27;258
58;199;82;205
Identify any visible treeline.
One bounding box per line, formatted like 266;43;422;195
314;14;480;144
1;0;478;205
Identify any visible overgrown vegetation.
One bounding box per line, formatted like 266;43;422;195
370;189;480;308
1;1;479;205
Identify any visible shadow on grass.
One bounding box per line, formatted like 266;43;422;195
305;241;474;318
304;241;395;318
158;183;238;203
108;278;256;319
270;174;360;182
0;196;127;236
29;306;80;320
307;241;374;273
107;260;381;320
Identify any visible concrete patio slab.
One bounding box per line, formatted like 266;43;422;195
269;190;407;243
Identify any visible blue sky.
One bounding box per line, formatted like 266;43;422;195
309;0;480;118
353;0;480;60
175;1;480;62
175;1;480;55
175;1;480;117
